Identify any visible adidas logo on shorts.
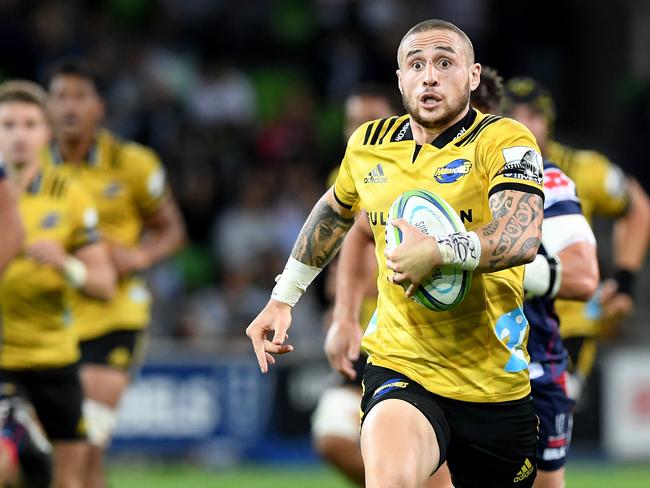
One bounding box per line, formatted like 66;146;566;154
364;164;388;184
513;458;534;483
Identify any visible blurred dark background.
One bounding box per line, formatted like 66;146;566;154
1;0;649;467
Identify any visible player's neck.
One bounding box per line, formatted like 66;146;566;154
409;107;470;145
10;158;41;193
56;133;95;165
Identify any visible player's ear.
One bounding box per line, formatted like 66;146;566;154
469;63;481;92
396;69;403;95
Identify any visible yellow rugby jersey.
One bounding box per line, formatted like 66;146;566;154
334;109;545;402
0;168;99;369
43;130;167;340
547;140;630;338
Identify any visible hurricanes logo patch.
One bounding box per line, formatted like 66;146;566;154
373;378;409;398
40;212;60;229
434;159;472;184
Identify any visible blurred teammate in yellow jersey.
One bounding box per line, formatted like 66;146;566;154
0;80;116;488
502;78;650;403
248;19;546;488
44;61;187;488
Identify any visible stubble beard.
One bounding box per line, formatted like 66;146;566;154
403;80;471;130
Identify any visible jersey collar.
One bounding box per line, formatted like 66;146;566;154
389;108;477;148
430;107;477;149
49;138;100;167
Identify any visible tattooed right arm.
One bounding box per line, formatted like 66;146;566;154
475;189;543;271
290;188;357;268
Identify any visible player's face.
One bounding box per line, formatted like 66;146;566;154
344;96;394;139
397;30;480;130
507;104;549;147
0;102;51;168
48;75;103;140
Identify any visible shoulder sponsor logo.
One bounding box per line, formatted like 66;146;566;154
499;146;544;185
40;212;60;229
373;378;409;398
434;159;472;183
364;163;388;184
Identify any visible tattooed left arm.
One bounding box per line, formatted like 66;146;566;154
475;189;544;271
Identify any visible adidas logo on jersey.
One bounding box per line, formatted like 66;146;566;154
364;163;388;183
513;458;534;483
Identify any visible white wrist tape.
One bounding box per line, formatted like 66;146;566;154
435;231;481;271
524;254;562;298
271;257;322;307
63;256;87;289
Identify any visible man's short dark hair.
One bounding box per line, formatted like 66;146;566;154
398;19;475;67
45;59;105;96
471;66;504;114
346;84;403;114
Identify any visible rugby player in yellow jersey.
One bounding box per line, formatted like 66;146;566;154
317;69;505;488
502;78;650;402
0;80;116;488
247;19;545;488
44;61;187;488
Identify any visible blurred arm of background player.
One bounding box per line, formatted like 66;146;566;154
325;212;376;380
108;195;186;277
0;177;24;274
600;178;650;328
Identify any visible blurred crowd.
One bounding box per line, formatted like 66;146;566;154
1;0;649;349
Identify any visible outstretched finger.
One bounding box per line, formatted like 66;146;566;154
266;353;276;366
340;357;356;381
405;283;418;298
250;330;269;373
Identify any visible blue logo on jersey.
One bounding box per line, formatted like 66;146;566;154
495;307;529;373
434;159;472;184
104;181;122;198
40;212;60;229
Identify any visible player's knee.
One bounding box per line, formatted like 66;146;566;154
83;399;117;447
364;460;420;488
314;435;353;464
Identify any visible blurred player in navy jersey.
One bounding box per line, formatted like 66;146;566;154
502;79;650;405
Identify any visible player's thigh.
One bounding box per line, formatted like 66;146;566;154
360;365;449;488
79;330;145;407
423;462;453;488
361;399;438;488
531;378;574;476
533;468;564;488
443;395;538;488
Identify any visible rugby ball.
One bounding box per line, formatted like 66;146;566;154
385;189;472;311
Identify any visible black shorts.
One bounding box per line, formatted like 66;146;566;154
342;352;368;388
79;329;147;371
531;376;574;472
361;364;538;488
0;363;86;441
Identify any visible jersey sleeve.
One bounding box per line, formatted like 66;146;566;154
571;151;629;218
67;182;100;251
125;145;168;217
542;165;582;218
479;118;545;201
332;122;372;210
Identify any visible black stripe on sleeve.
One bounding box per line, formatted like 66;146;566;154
332;186;354;209
363;123;374;145
488;182;545;202
369;118;388;145
378;117;398;144
456;115;502;147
